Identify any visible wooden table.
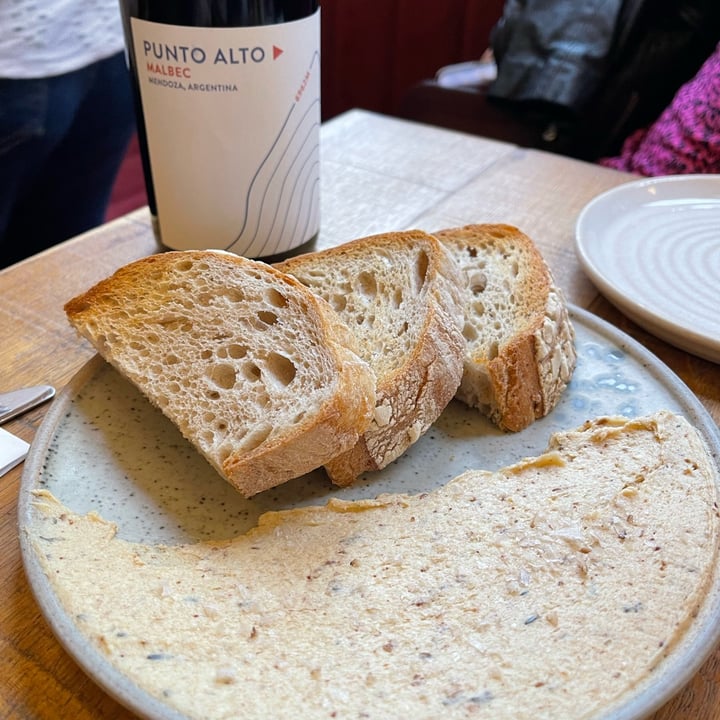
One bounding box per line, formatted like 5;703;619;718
2;110;718;719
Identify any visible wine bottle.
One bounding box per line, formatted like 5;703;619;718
119;0;320;259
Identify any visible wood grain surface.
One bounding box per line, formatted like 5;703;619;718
1;110;718;719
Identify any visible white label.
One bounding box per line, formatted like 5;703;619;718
131;11;320;257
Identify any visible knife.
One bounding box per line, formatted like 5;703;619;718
0;385;55;424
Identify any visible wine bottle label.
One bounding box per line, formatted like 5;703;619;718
130;11;320;257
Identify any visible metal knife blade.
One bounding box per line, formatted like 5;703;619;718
0;385;55;424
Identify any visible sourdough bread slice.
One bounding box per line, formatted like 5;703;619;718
434;223;576;432
64;251;376;497
276;230;465;486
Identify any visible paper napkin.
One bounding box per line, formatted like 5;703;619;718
0;427;30;478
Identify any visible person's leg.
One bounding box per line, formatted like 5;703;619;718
3;53;136;266
0;77;62;255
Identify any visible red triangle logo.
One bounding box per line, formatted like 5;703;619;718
273;45;283;60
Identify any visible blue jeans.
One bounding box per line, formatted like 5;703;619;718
0;52;136;267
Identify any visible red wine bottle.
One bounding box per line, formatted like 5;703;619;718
119;1;320;259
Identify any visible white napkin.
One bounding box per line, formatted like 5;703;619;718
0;427;30;477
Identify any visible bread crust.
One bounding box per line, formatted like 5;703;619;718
64;251;376;496
434;224;576;431
276;230;465;485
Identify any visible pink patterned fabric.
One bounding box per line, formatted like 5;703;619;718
600;42;720;175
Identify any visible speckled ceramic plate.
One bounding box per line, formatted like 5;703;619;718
575;174;720;363
18;306;720;720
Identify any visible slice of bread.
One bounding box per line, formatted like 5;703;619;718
64;250;377;497
276;230;465;486
433;223;576;432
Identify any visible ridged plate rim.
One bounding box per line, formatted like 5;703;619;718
575;174;720;363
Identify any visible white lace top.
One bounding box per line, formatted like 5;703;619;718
0;0;126;79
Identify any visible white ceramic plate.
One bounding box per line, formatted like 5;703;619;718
18;307;720;720
575;174;720;363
